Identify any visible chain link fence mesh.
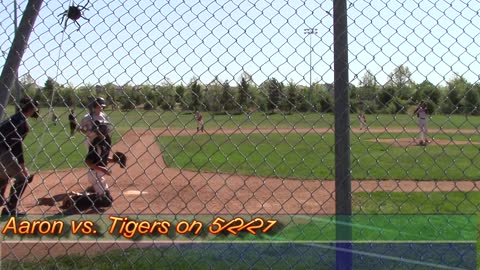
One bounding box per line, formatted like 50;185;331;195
0;0;478;269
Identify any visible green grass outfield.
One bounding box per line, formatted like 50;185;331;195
23;120;122;171
8;106;480;171
159;132;480;180
17;106;480;131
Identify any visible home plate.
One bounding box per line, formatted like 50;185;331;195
123;190;148;195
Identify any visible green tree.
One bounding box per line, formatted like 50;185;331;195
190;79;202;111
376;86;396;111
441;75;470;114
157;83;177;111
464;85;480;115
353;70;379;113
296;87;311;112
58;85;76;107
117;84;136;110
413;80;442;113
286;81;297;112
144;88;158;110
19;73;37;99
36;77;58;104
204;80;222;112
414;80;441;104
238;74;252;112
104;83;119;110
315;84;333;113
221;80;236;113
175;85;186;103
388;65;414;101
265;78;281;112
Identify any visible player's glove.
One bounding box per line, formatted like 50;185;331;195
113;152;127;168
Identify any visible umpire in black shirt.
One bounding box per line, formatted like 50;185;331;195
0;97;39;216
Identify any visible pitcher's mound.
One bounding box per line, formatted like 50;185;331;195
367;138;480;147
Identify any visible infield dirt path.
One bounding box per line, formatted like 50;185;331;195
14;127;480;217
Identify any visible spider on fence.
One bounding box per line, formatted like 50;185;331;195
58;0;90;31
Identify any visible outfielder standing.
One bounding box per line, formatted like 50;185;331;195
52;112;58;126
195;111;204;132
0;97;40;216
414;101;429;145
357;112;368;130
68;109;77;138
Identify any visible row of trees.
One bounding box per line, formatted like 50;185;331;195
16;65;480;115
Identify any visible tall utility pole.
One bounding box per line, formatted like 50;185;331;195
0;0;43;120
333;0;352;269
304;28;318;108
14;0;22;108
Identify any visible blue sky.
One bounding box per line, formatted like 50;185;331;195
0;0;479;88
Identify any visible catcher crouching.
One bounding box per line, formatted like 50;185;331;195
62;121;126;212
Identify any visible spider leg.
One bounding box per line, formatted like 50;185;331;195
81;15;90;22
78;0;90;11
75;20;81;31
58;12;67;25
64;19;69;32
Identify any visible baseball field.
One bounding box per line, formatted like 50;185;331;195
1;108;478;269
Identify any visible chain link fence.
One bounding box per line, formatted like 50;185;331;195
0;0;478;269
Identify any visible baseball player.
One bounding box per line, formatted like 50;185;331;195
79;97;111;146
195;111;204;132
357;113;368;130
77;97;113;195
0;97;40;216
68;109;77;138
63;121;114;212
52;112;58;126
84;121;114;208
414;101;429;145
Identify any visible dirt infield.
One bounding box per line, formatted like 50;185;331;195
2;127;480;260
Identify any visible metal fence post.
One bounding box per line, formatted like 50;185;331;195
0;0;44;120
333;0;352;269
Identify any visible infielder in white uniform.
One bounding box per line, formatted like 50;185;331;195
414;102;429;145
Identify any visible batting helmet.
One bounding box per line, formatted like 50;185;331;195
90;97;107;109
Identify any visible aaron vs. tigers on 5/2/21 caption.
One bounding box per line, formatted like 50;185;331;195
1;216;278;239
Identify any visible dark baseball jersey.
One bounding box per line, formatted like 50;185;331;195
68;113;76;123
0;112;29;164
85;136;111;167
